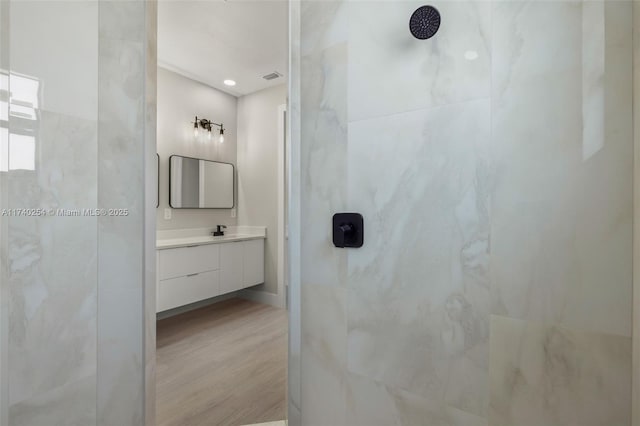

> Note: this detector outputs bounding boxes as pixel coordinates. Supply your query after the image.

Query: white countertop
[157,234,265,250]
[156,226,267,250]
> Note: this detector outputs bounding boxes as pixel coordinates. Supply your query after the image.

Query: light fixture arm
[193,116,224,133]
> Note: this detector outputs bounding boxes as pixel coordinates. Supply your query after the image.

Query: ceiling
[158,0,288,97]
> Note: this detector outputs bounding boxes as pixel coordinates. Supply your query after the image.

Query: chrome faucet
[212,225,227,237]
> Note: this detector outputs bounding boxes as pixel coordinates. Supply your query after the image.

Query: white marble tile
[8,375,96,426]
[295,1,635,425]
[492,0,581,99]
[145,2,158,424]
[7,111,97,407]
[99,0,145,43]
[97,36,144,295]
[490,0,633,337]
[347,99,492,417]
[10,1,98,120]
[301,0,347,57]
[288,2,303,420]
[489,315,631,426]
[348,0,491,122]
[97,9,147,425]
[346,373,487,426]
[301,43,347,288]
[301,284,347,425]
[97,289,144,426]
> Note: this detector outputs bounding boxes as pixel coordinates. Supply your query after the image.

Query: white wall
[157,67,238,230]
[237,84,287,296]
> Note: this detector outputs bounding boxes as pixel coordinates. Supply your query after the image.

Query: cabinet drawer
[158,244,220,280]
[157,270,220,312]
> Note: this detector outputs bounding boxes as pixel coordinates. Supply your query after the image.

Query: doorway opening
[154,2,289,425]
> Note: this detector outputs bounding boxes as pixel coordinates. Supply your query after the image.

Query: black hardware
[333,213,363,248]
[194,116,224,135]
[212,225,227,237]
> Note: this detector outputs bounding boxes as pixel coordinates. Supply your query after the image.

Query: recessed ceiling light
[223,79,236,87]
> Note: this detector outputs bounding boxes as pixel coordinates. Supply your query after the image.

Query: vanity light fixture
[192,116,225,144]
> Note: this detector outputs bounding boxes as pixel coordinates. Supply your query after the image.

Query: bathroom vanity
[156,227,265,312]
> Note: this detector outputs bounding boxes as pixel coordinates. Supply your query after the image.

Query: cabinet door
[243,239,265,287]
[219,241,244,294]
[157,270,220,312]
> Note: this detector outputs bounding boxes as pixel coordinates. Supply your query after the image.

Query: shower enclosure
[289,0,637,424]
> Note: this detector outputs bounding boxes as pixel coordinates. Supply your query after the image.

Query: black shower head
[409,5,441,40]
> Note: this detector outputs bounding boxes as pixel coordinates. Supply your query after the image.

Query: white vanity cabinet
[219,242,244,294]
[156,237,265,313]
[243,239,265,287]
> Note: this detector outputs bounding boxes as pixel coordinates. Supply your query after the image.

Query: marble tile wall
[6,2,99,424]
[294,0,634,425]
[288,0,302,423]
[145,2,158,425]
[0,2,8,423]
[97,1,155,425]
[0,1,154,424]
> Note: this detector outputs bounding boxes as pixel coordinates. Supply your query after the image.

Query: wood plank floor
[156,298,287,426]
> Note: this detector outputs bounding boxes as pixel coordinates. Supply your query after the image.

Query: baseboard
[238,288,283,308]
[156,292,240,320]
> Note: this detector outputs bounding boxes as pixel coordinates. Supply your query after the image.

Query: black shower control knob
[333,213,364,248]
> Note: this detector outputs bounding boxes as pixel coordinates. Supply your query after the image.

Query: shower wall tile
[490,0,633,337]
[300,0,347,57]
[301,43,347,288]
[99,0,146,42]
[348,0,491,122]
[296,1,634,425]
[8,112,97,407]
[8,374,96,426]
[288,0,302,421]
[9,1,98,121]
[97,289,144,426]
[346,373,487,426]
[488,315,631,426]
[347,99,492,418]
[492,1,581,99]
[144,1,158,424]
[1,0,151,423]
[300,284,347,426]
[97,1,146,423]
[0,1,8,421]
[8,0,99,416]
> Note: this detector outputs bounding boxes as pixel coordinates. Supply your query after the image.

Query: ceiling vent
[262,71,282,81]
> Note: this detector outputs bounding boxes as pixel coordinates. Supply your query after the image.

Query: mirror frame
[168,154,235,209]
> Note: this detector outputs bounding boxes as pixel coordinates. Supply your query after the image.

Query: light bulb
[207,130,212,141]
[219,134,224,144]
[194,127,199,138]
